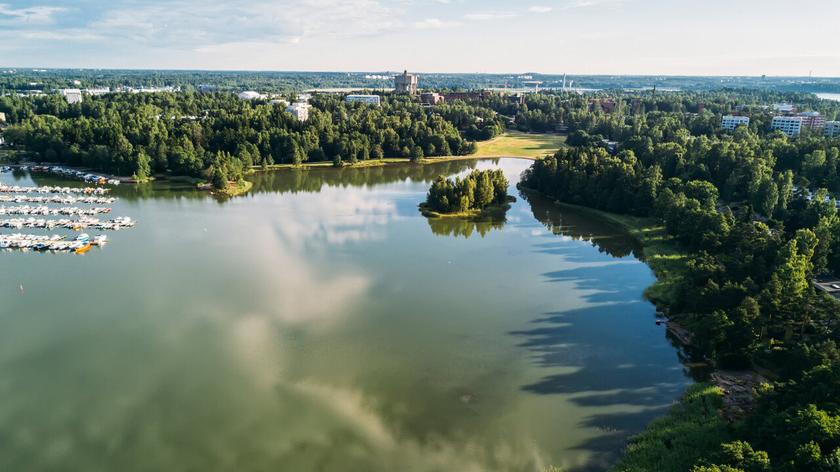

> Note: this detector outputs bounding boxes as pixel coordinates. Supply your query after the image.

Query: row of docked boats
[0,205,112,216]
[0,233,107,253]
[0,216,134,231]
[23,165,121,185]
[0,184,110,195]
[0,176,133,254]
[0,195,116,204]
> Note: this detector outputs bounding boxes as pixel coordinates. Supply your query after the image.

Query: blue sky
[1,0,839,76]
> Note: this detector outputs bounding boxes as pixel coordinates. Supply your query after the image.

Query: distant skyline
[1,0,839,77]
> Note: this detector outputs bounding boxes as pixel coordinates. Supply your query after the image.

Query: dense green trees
[1,93,498,181]
[424,169,508,214]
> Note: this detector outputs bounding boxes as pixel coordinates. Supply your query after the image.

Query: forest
[423,169,509,214]
[519,92,840,471]
[0,92,503,186]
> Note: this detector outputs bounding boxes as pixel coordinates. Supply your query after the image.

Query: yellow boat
[75,243,93,254]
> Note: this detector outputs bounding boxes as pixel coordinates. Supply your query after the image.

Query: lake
[0,159,691,471]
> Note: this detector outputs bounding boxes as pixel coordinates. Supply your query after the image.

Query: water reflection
[249,160,483,195]
[520,189,642,259]
[426,216,506,238]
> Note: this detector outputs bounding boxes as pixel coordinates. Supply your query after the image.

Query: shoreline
[251,155,540,172]
[518,189,770,471]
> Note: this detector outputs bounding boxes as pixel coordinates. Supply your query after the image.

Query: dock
[0,174,134,254]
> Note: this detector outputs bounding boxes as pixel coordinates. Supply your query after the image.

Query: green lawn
[473,131,565,159]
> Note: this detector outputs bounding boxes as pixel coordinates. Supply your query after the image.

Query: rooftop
[814,277,840,299]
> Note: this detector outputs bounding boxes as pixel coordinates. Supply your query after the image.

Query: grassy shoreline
[541,199,688,307]
[217,180,253,197]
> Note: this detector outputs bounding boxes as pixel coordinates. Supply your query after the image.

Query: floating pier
[0,205,112,216]
[0,184,110,195]
[0,216,134,231]
[0,195,116,204]
[0,233,108,253]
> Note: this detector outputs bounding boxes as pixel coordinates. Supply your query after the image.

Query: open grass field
[473,131,566,159]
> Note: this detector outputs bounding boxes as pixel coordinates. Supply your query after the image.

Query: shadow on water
[513,304,688,471]
[513,191,690,471]
[519,189,643,260]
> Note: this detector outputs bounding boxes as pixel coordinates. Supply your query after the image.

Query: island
[419,169,515,219]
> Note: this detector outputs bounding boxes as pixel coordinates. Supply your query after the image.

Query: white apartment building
[60,88,83,104]
[825,121,840,138]
[721,115,750,130]
[285,102,310,122]
[345,94,381,106]
[771,116,803,137]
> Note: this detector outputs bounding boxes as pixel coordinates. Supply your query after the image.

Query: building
[814,277,840,300]
[60,88,83,104]
[85,88,110,96]
[798,111,825,130]
[825,121,840,138]
[771,116,803,137]
[285,102,310,122]
[420,92,444,105]
[394,70,418,95]
[721,115,750,130]
[237,91,265,100]
[589,99,617,114]
[773,103,796,113]
[345,94,381,106]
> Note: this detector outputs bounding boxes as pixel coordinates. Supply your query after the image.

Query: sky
[1,0,839,76]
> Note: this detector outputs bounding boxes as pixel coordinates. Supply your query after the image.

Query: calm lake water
[0,159,690,472]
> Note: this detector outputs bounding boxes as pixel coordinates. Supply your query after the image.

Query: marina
[0,172,134,254]
[4,165,122,186]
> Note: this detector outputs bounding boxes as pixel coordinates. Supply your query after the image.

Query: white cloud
[414,18,461,29]
[0,4,65,24]
[87,0,405,48]
[528,6,553,13]
[464,11,518,21]
[559,0,628,9]
[19,29,103,41]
